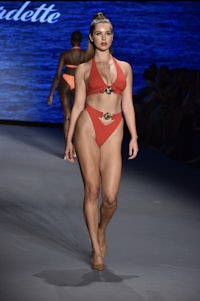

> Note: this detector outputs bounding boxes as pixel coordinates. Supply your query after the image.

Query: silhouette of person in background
[135,64,200,166]
[47,31,86,157]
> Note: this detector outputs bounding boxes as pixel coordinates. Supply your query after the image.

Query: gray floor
[0,123,200,301]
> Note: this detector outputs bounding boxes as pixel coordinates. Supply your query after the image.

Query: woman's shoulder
[76,60,92,80]
[114,57,132,74]
[114,57,131,67]
[77,60,92,71]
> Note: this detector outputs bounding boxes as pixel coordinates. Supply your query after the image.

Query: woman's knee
[85,184,100,202]
[103,193,118,209]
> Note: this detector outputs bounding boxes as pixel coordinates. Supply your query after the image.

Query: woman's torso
[85,57,127,114]
[63,48,86,76]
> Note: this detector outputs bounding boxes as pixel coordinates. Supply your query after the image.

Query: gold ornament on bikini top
[104,86,113,94]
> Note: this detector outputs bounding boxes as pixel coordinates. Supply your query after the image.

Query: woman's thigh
[74,112,101,189]
[58,78,70,97]
[74,113,123,196]
[100,121,124,198]
[58,80,71,114]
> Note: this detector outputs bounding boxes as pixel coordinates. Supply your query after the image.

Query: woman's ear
[89,34,93,43]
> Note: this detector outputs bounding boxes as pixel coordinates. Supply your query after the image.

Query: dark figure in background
[47,31,86,157]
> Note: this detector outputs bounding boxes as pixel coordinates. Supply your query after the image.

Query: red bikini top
[86,58,126,96]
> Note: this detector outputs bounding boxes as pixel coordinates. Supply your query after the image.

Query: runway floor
[0,123,200,301]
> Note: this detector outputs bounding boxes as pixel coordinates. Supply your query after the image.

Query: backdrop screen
[0,1,199,123]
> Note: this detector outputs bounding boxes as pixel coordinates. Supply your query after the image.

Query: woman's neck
[94,50,112,63]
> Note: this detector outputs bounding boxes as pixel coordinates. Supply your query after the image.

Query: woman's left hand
[64,141,75,163]
[128,138,139,160]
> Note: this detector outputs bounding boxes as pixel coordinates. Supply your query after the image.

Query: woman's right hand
[64,141,75,163]
[47,95,53,106]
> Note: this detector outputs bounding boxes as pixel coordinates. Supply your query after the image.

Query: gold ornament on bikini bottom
[104,86,113,94]
[103,112,112,120]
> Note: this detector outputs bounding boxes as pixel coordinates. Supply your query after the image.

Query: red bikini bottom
[85,104,122,147]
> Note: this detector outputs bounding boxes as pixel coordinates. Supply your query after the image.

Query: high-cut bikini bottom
[85,104,123,147]
[62,74,75,90]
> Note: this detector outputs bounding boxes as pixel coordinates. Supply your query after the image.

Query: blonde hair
[85,12,113,61]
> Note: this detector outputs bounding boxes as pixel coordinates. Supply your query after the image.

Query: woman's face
[90,22,113,50]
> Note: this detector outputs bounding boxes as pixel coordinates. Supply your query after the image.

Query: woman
[47,31,86,156]
[65,12,139,271]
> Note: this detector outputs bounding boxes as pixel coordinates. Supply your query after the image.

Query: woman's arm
[47,53,65,105]
[65,63,86,162]
[121,62,139,159]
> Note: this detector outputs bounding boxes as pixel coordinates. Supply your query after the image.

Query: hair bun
[93,12,106,20]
